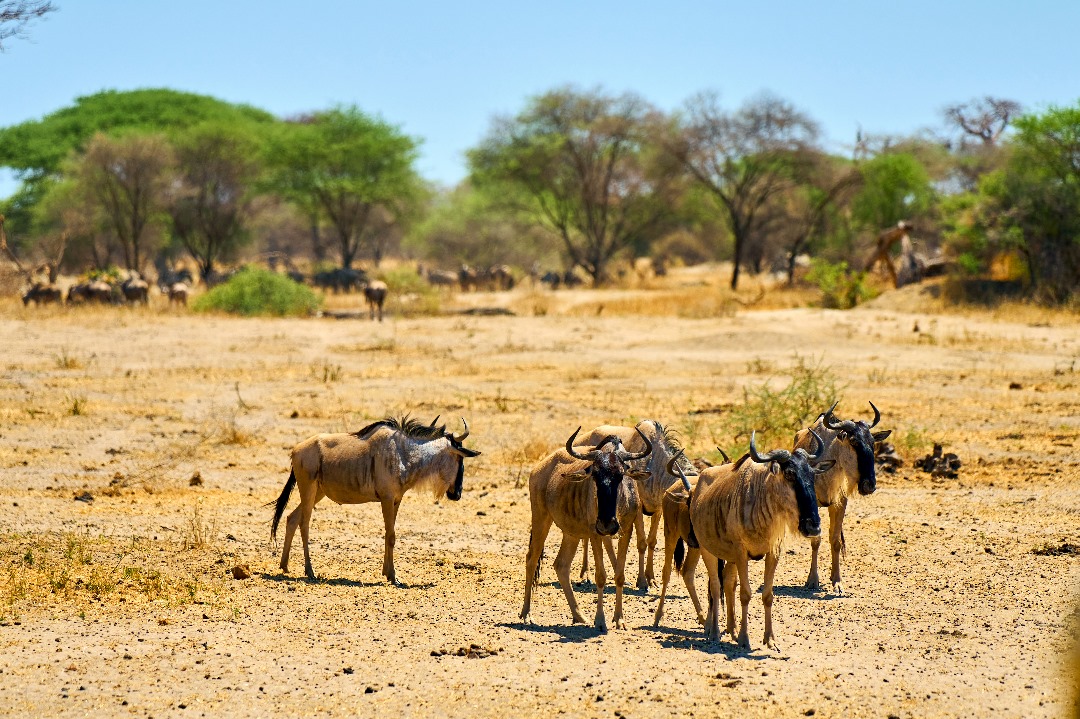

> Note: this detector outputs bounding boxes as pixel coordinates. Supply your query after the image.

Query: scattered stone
[435,643,500,658]
[189,471,203,487]
[342,667,354,675]
[231,564,252,580]
[914,444,961,479]
[290,410,299,419]
[722,680,741,688]
[1032,540,1080,556]
[365,686,376,694]
[73,491,94,503]
[157,617,169,626]
[1008,381,1022,390]
[225,534,237,541]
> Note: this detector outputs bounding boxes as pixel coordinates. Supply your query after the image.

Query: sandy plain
[1,280,1078,718]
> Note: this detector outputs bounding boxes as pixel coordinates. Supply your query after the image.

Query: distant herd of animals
[269,402,890,650]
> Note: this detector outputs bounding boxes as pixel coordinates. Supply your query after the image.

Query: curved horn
[868,401,881,428]
[823,403,857,434]
[715,447,730,464]
[749,431,790,464]
[429,415,441,428]
[666,451,693,494]
[619,426,653,461]
[565,427,599,461]
[807,427,825,460]
[449,417,470,443]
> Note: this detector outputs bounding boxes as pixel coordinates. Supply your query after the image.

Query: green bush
[807,259,876,309]
[193,267,321,317]
[378,266,442,317]
[725,355,843,457]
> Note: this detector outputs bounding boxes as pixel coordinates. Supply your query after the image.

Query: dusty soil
[1,289,1079,718]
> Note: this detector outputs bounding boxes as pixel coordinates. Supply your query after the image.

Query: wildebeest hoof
[696,614,706,625]
[737,634,751,650]
[594,618,608,633]
[766,637,781,651]
[636,575,650,591]
[831,582,844,595]
[805,577,822,591]
[613,618,626,630]
[572,613,587,625]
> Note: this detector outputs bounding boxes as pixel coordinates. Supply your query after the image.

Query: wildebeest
[269,415,481,584]
[520,427,652,631]
[423,268,459,289]
[362,280,388,322]
[692,430,833,649]
[121,275,150,305]
[795,401,890,594]
[166,282,189,307]
[580,420,693,590]
[66,280,113,305]
[313,268,367,293]
[489,264,515,291]
[651,449,730,628]
[22,282,62,306]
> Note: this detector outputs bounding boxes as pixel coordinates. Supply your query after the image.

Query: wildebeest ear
[628,471,651,482]
[565,471,589,482]
[872,429,892,443]
[451,446,482,458]
[812,460,836,474]
[770,461,780,475]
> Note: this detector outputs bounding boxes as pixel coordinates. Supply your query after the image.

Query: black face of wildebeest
[447,457,465,501]
[444,419,480,502]
[784,453,824,538]
[824,401,892,496]
[590,452,628,536]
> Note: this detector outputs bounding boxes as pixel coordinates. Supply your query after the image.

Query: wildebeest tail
[269,469,297,543]
[674,538,685,571]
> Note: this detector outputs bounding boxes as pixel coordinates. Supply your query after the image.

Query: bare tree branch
[0,1,56,51]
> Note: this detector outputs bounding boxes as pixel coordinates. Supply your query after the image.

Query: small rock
[342,667,354,675]
[364,686,376,694]
[290,410,300,419]
[74,491,94,503]
[1008,381,1022,390]
[157,618,169,626]
[189,472,203,487]
[231,564,251,580]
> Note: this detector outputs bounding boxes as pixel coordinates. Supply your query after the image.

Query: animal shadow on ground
[771,583,839,600]
[497,620,605,644]
[558,579,649,597]
[258,572,434,590]
[637,624,771,660]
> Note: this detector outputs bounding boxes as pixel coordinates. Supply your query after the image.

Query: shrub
[725,354,843,456]
[806,259,876,309]
[193,267,321,317]
[378,266,442,317]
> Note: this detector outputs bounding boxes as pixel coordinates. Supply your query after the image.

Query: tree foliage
[0,0,55,51]
[264,107,421,269]
[469,87,676,285]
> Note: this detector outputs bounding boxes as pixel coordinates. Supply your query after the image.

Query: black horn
[619,426,653,461]
[807,427,825,460]
[715,447,730,464]
[749,431,790,464]
[429,415,441,427]
[823,402,857,434]
[451,417,470,443]
[667,451,693,494]
[868,401,881,428]
[565,427,600,461]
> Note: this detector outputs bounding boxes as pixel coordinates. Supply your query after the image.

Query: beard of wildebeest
[591,453,627,536]
[447,458,464,501]
[851,427,879,496]
[787,459,822,538]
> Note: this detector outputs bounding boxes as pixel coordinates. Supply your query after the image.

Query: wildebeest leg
[723,561,738,640]
[520,514,553,623]
[762,551,781,650]
[633,508,649,590]
[611,525,633,630]
[281,503,302,573]
[644,510,661,587]
[828,497,848,594]
[735,557,752,649]
[589,537,607,631]
[298,483,324,581]
[805,534,823,590]
[380,498,402,585]
[652,526,679,627]
[702,551,722,641]
[681,547,706,624]
[577,540,589,581]
[553,535,586,625]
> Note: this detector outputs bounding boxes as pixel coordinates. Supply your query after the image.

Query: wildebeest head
[750,430,835,538]
[564,426,652,536]
[443,417,480,501]
[822,401,891,496]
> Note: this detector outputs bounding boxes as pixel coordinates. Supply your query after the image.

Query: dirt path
[1,303,1078,718]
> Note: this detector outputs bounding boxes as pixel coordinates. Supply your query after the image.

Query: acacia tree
[667,92,820,289]
[167,122,262,281]
[69,132,174,272]
[944,96,1022,191]
[0,0,55,51]
[468,87,676,286]
[265,107,421,270]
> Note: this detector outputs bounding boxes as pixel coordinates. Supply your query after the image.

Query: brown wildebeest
[166,282,189,306]
[121,275,150,305]
[363,280,388,321]
[520,427,652,632]
[795,401,891,594]
[269,416,480,584]
[691,430,833,650]
[22,283,62,306]
[580,420,693,590]
[67,280,113,305]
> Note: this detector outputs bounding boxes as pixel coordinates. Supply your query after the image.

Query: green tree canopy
[469,87,677,286]
[850,152,934,232]
[264,106,422,269]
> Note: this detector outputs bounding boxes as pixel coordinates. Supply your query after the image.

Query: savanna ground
[1,268,1079,718]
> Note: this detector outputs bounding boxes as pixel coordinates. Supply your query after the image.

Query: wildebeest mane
[653,421,683,452]
[353,414,446,441]
[732,452,753,470]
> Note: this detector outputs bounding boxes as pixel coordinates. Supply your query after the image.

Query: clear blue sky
[2,0,1078,196]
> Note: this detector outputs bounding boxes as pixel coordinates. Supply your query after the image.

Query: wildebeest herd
[269,401,889,651]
